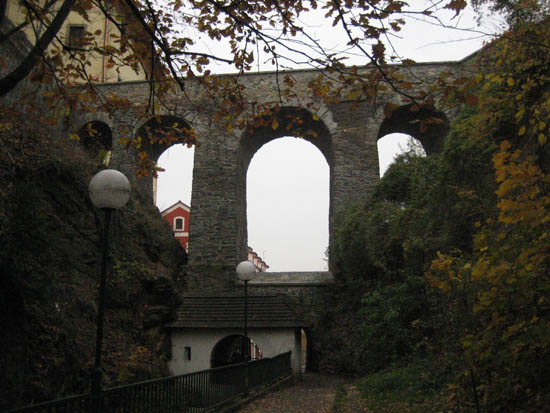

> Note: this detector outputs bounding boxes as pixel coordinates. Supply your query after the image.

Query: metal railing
[3,351,292,413]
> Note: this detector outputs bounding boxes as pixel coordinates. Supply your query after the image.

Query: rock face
[143,277,182,329]
[0,128,185,410]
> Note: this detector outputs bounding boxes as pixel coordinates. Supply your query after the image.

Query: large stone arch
[377,104,450,155]
[134,114,194,197]
[239,106,333,170]
[78,120,113,156]
[237,106,333,271]
[135,115,193,160]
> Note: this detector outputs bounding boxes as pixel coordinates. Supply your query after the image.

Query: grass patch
[335,357,461,412]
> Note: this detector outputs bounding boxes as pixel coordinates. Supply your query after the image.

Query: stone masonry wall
[69,59,471,295]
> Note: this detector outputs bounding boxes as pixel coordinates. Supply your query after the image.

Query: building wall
[161,204,190,251]
[247,248,268,272]
[5,0,146,83]
[168,327,302,375]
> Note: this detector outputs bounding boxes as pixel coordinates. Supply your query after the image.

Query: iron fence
[3,351,292,413]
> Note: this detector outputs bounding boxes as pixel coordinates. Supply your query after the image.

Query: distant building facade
[247,247,269,272]
[4,0,153,83]
[160,201,190,252]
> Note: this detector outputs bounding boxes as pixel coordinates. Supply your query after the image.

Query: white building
[168,296,305,375]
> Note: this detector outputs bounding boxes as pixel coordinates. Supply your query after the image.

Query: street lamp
[88,169,130,408]
[236,260,257,395]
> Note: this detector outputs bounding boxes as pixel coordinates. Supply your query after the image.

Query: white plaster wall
[168,328,302,376]
[168,328,235,375]
[249,329,302,374]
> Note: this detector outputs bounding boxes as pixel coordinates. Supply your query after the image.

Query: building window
[174,217,184,231]
[184,347,191,361]
[68,25,85,48]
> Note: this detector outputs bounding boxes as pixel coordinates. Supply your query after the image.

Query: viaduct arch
[72,60,464,290]
[72,60,469,367]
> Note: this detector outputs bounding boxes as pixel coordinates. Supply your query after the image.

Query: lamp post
[88,169,130,409]
[236,260,257,395]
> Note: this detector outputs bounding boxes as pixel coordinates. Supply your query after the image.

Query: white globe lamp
[88,168,130,403]
[236,260,257,281]
[88,169,131,210]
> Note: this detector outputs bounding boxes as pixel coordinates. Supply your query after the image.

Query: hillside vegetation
[0,118,186,410]
[323,13,550,413]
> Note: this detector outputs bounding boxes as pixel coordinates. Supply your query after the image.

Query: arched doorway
[211,335,262,368]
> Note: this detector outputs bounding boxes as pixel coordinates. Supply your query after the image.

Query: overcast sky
[155,3,502,272]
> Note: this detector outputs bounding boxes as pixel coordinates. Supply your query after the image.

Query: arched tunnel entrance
[211,335,262,368]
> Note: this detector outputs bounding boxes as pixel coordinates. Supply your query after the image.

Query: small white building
[167,296,305,375]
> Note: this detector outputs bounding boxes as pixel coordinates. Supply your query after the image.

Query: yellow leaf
[518,125,526,136]
[516,107,525,120]
[272,119,279,130]
[507,77,515,87]
[538,133,547,145]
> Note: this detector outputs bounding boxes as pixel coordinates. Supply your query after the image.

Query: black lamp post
[88,169,130,410]
[236,260,257,395]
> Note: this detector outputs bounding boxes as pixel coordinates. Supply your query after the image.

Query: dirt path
[236,373,350,413]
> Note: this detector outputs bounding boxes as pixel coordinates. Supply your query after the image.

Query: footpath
[236,373,353,413]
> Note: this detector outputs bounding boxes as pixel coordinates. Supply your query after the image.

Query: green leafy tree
[428,14,550,411]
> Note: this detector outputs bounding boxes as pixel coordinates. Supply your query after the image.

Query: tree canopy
[323,4,550,409]
[1,1,473,91]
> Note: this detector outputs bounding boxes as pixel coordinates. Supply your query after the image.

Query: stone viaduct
[72,57,473,368]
